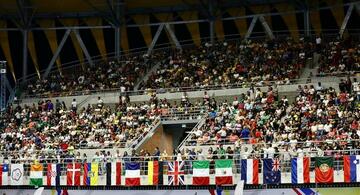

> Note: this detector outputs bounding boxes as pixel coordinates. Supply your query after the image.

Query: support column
[165,24,181,50]
[304,9,310,37]
[115,27,121,59]
[259,15,274,39]
[245,16,258,39]
[22,29,28,82]
[339,4,354,38]
[209,0,215,44]
[0,62,6,110]
[73,29,94,67]
[43,29,71,79]
[147,24,165,55]
[114,0,122,59]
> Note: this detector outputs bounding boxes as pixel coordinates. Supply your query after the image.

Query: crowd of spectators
[25,52,165,97]
[23,37,314,98]
[0,94,205,162]
[317,37,360,75]
[139,38,308,90]
[184,79,360,160]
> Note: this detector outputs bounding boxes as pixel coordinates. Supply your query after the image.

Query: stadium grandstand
[0,0,360,195]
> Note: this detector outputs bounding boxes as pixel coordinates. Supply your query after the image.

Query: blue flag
[263,158,281,184]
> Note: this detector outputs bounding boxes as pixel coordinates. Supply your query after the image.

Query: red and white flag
[67,162,81,186]
[47,164,60,186]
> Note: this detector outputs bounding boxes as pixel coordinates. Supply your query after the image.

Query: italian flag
[315,157,334,183]
[192,161,210,185]
[215,160,233,185]
[30,164,43,186]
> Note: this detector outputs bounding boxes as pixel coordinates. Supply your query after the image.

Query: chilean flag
[291,157,310,184]
[0,164,9,185]
[344,155,360,182]
[47,164,60,186]
[240,159,259,184]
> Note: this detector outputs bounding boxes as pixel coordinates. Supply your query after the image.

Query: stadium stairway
[134,61,163,90]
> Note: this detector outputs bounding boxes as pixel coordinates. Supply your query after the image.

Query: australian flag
[263,158,281,184]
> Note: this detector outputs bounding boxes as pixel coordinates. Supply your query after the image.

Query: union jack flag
[272,158,280,171]
[167,161,185,185]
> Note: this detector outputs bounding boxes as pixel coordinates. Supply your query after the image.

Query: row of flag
[242,156,360,184]
[0,156,359,186]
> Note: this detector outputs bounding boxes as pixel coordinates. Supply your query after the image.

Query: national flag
[240,159,259,184]
[291,157,310,184]
[167,161,185,185]
[106,162,121,185]
[215,159,233,185]
[315,157,334,183]
[263,158,281,184]
[66,162,81,186]
[344,155,360,182]
[192,160,210,185]
[83,163,99,186]
[292,188,317,195]
[209,187,231,195]
[47,164,60,186]
[0,164,9,185]
[148,161,160,185]
[125,162,140,186]
[30,164,43,186]
[10,164,24,185]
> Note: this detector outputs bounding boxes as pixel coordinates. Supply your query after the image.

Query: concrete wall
[19,76,358,108]
[137,125,173,155]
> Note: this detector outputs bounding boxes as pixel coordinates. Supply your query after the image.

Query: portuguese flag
[315,157,334,183]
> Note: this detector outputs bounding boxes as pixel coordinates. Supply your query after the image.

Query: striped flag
[106,162,122,185]
[125,162,140,186]
[47,164,60,186]
[83,163,99,186]
[291,157,310,184]
[0,164,9,185]
[192,160,210,185]
[240,159,259,184]
[148,161,159,185]
[215,160,233,185]
[30,164,43,186]
[344,155,360,182]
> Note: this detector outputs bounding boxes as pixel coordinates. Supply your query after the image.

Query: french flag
[240,159,259,184]
[125,162,140,186]
[344,155,360,182]
[291,157,310,184]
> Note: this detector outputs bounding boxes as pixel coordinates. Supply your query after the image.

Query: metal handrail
[20,72,360,100]
[181,137,360,147]
[178,118,207,150]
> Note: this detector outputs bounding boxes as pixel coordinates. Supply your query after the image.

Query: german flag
[148,161,163,185]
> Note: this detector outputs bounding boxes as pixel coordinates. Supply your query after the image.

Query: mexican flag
[30,164,43,186]
[215,160,233,185]
[192,161,210,185]
[315,157,334,183]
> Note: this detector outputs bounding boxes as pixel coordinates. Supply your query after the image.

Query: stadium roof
[0,0,309,20]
